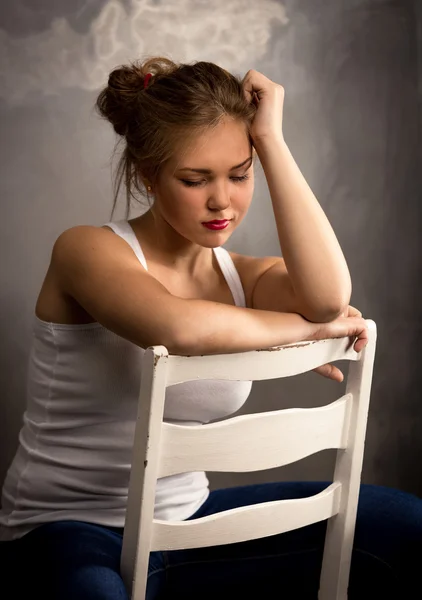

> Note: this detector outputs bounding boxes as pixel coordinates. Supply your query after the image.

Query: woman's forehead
[168,125,252,173]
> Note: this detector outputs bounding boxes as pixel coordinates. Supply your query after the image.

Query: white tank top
[0,220,252,541]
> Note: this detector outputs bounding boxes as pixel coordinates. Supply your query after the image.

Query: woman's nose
[207,184,231,210]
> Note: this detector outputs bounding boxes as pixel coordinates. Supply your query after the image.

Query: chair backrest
[121,320,377,600]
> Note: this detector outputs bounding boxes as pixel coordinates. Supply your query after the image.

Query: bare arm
[173,300,320,355]
[173,299,368,356]
[52,226,320,356]
[242,69,351,318]
[53,226,366,357]
[255,136,352,317]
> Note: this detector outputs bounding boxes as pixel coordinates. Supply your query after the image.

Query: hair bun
[96,58,178,136]
[96,64,146,136]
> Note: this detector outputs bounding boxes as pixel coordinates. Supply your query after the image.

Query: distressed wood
[166,335,360,386]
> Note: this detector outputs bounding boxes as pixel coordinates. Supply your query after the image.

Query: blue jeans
[2,481,422,599]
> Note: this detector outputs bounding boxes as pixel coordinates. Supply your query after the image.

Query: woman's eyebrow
[176,156,253,174]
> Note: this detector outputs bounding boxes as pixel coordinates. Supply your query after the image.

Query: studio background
[1,0,421,496]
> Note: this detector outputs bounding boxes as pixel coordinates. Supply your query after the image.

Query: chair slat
[167,336,359,386]
[158,394,352,477]
[151,482,342,551]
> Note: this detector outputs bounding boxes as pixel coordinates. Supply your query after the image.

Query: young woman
[1,57,421,599]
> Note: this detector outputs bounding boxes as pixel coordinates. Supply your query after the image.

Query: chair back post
[318,319,377,599]
[120,346,169,600]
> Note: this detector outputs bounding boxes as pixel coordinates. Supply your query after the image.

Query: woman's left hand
[242,69,284,144]
[312,305,363,382]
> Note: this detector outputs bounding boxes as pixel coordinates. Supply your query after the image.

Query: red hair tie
[143,73,152,89]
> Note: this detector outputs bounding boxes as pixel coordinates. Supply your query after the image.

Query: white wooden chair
[121,319,377,599]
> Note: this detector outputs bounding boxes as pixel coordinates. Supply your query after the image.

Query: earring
[147,185,152,192]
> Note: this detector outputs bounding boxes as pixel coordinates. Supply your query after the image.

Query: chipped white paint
[0,0,289,104]
[121,320,377,600]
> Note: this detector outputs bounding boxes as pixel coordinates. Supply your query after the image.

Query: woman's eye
[181,180,204,187]
[181,174,250,188]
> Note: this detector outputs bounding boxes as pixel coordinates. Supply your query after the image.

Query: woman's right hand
[313,315,369,353]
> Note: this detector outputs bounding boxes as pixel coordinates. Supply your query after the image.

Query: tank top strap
[102,220,148,271]
[102,221,245,307]
[213,247,246,308]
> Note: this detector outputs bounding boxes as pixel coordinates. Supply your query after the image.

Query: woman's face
[151,118,255,248]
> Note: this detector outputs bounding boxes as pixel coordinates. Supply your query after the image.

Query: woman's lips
[202,220,230,230]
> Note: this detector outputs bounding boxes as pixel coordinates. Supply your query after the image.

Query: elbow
[300,300,350,324]
[301,284,352,324]
[306,307,345,324]
[160,324,194,356]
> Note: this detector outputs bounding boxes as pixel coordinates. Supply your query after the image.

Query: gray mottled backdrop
[1,0,421,496]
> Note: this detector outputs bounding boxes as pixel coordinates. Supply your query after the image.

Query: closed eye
[181,174,250,188]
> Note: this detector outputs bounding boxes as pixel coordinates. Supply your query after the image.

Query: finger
[348,305,362,318]
[353,335,369,353]
[351,323,369,351]
[241,70,257,101]
[313,364,344,382]
[314,365,343,382]
[241,69,274,101]
[341,305,362,318]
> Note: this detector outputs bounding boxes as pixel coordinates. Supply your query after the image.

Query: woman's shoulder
[34,224,150,327]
